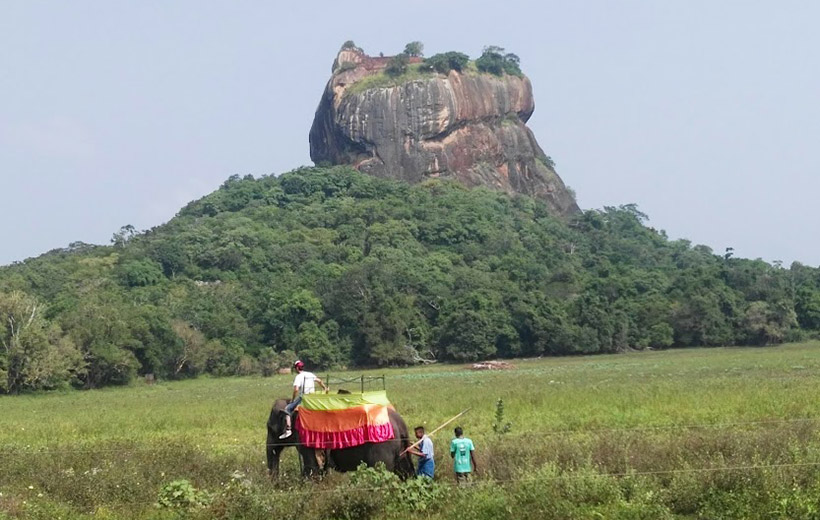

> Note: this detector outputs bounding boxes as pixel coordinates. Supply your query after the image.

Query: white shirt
[293,371,317,396]
[419,435,434,460]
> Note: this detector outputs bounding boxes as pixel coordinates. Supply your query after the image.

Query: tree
[476,46,523,77]
[795,287,820,330]
[151,240,187,277]
[0,291,84,393]
[403,41,424,57]
[670,292,737,347]
[111,224,137,248]
[436,289,518,361]
[257,347,295,377]
[117,258,164,287]
[340,40,361,52]
[170,320,209,377]
[423,52,470,74]
[385,53,410,77]
[295,322,338,368]
[60,298,140,388]
[742,301,797,345]
[475,46,505,75]
[264,289,325,348]
[502,52,522,76]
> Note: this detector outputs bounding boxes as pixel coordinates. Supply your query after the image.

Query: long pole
[400,407,471,455]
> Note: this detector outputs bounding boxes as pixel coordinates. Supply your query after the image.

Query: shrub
[257,347,296,376]
[476,46,523,77]
[396,474,444,512]
[475,46,505,75]
[156,479,212,510]
[324,463,443,519]
[502,52,522,76]
[492,398,512,435]
[423,51,470,74]
[235,354,259,376]
[538,155,556,169]
[326,464,397,519]
[340,40,361,52]
[385,53,410,77]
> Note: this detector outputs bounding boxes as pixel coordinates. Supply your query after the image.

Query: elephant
[266,398,415,478]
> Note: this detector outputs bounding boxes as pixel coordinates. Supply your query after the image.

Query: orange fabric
[297,404,391,433]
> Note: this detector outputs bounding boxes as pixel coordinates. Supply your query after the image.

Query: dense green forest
[2,166,819,393]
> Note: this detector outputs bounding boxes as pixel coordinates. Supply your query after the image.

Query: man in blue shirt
[408,426,435,478]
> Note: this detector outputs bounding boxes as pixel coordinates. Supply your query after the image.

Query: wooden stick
[401,408,471,455]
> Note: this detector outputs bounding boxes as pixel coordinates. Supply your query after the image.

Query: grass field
[2,342,820,519]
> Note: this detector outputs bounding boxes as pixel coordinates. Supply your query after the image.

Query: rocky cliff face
[309,49,580,215]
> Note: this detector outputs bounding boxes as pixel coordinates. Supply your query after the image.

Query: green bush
[476,46,523,77]
[385,53,410,77]
[324,463,443,519]
[156,479,212,510]
[423,51,470,74]
[340,40,361,52]
[396,474,444,512]
[117,259,164,287]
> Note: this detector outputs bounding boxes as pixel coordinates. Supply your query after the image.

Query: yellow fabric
[300,390,391,411]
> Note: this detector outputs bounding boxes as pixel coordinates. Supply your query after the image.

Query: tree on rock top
[403,41,424,57]
[422,51,470,74]
[386,53,410,77]
[476,45,523,77]
[340,40,362,52]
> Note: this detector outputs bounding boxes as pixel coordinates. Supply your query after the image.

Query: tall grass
[1,342,819,518]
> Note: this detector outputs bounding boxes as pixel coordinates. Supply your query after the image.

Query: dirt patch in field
[468,360,516,371]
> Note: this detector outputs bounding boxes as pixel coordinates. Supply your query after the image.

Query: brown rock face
[309,49,580,215]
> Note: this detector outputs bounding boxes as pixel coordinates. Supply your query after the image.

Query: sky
[1,0,818,267]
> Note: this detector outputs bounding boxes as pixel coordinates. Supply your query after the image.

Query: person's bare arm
[470,451,477,472]
[407,447,425,457]
[291,386,299,401]
[315,377,329,392]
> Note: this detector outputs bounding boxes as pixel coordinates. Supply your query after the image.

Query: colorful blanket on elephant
[295,391,395,449]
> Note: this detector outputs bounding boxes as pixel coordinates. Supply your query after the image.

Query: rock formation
[309,48,580,216]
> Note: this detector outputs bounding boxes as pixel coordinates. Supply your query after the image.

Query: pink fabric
[295,421,395,449]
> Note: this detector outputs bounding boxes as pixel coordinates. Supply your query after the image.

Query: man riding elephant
[279,360,327,439]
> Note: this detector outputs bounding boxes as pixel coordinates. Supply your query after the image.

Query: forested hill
[2,166,819,393]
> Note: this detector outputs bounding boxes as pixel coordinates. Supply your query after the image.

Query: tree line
[1,166,819,393]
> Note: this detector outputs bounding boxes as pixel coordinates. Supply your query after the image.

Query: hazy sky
[2,1,818,267]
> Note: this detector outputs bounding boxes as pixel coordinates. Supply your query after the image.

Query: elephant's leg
[266,434,276,476]
[267,436,283,478]
[299,447,321,477]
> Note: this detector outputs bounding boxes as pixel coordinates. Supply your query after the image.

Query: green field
[2,343,820,519]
